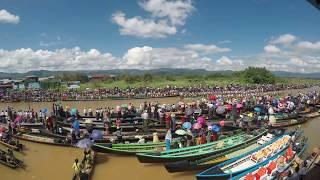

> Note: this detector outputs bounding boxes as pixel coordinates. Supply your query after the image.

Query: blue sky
[0,0,319,72]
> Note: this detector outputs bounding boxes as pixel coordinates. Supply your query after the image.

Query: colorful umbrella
[236,103,243,109]
[208,95,217,101]
[193,123,202,130]
[212,125,221,132]
[182,122,192,130]
[254,107,261,112]
[90,130,103,140]
[197,116,206,126]
[76,138,93,149]
[216,106,226,114]
[175,129,186,135]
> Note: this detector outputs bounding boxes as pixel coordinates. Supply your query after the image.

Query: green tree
[240,67,276,84]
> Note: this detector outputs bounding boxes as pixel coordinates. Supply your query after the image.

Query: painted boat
[72,150,96,180]
[231,137,308,180]
[136,129,267,163]
[13,133,72,147]
[196,134,292,179]
[0,148,24,169]
[165,129,288,173]
[92,142,167,155]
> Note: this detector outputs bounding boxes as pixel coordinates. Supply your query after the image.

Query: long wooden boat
[0,138,23,151]
[274,113,299,121]
[92,142,167,155]
[0,148,24,169]
[164,128,291,173]
[13,133,72,147]
[231,136,308,180]
[136,129,267,163]
[72,150,96,180]
[269,118,307,128]
[301,111,320,119]
[196,134,292,179]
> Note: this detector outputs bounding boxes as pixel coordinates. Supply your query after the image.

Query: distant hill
[0,69,319,79]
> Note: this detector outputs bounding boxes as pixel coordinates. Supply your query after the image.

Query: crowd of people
[0,83,315,102]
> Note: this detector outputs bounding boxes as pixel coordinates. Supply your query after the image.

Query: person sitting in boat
[6,148,15,163]
[72,158,81,180]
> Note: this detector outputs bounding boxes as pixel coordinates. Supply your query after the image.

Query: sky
[0,0,319,73]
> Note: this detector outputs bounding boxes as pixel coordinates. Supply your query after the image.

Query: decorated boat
[196,133,292,179]
[0,148,24,169]
[165,129,288,173]
[136,129,267,163]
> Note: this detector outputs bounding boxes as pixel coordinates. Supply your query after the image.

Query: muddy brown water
[0,90,319,180]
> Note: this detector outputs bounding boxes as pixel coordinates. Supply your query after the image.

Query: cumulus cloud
[270,34,296,45]
[184,44,231,54]
[111,11,176,38]
[0,9,20,24]
[264,44,281,53]
[296,41,320,51]
[112,0,194,38]
[0,47,118,72]
[138,0,194,26]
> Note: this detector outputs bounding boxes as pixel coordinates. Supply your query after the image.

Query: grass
[79,76,319,90]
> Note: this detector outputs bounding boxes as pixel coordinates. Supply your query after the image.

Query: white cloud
[264,44,281,53]
[112,0,194,38]
[270,34,296,45]
[0,9,20,24]
[111,11,176,38]
[184,44,231,54]
[296,41,320,51]
[0,47,117,72]
[138,0,194,26]
[216,56,243,67]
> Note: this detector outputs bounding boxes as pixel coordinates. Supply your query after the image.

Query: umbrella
[208,95,217,101]
[226,104,232,111]
[76,138,93,149]
[254,107,261,112]
[182,122,192,130]
[185,108,194,116]
[216,106,226,115]
[236,103,243,109]
[90,130,103,140]
[175,129,187,135]
[193,123,202,130]
[0,126,7,133]
[197,116,206,126]
[212,125,221,132]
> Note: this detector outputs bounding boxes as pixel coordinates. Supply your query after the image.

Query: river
[0,95,319,180]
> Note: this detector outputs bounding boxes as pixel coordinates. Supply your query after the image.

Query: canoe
[92,142,167,155]
[274,113,298,121]
[136,129,267,163]
[0,139,23,151]
[301,111,320,118]
[0,149,24,169]
[231,136,308,180]
[13,133,72,147]
[72,150,96,180]
[164,129,289,173]
[196,134,292,179]
[269,118,307,128]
